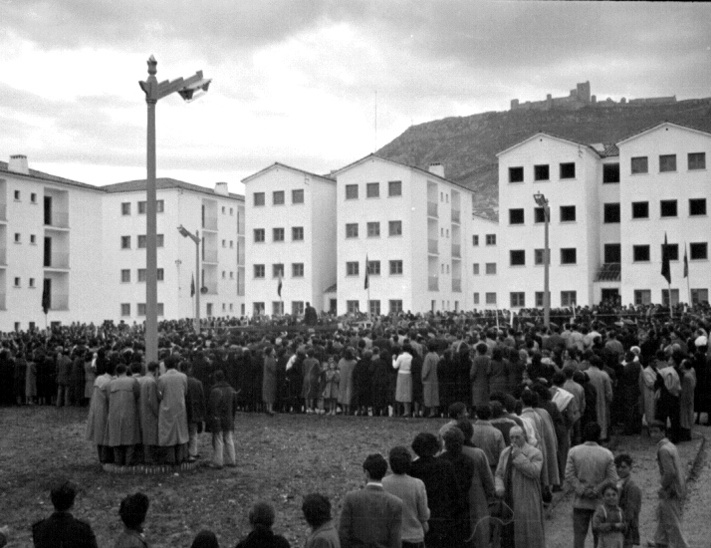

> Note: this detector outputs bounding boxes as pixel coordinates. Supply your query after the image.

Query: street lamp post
[178,225,201,332]
[533,192,550,328]
[139,56,210,362]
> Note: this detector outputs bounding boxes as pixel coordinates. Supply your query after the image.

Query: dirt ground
[0,407,708,548]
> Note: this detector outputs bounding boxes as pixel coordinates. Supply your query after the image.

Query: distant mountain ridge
[376,98,711,219]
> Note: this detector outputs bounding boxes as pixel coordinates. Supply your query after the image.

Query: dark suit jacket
[619,478,642,545]
[338,484,402,548]
[186,376,206,424]
[32,511,98,548]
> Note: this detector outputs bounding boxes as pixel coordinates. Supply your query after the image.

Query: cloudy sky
[1,1,710,193]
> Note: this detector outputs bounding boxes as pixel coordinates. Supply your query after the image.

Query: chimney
[8,155,29,175]
[214,182,229,196]
[428,162,445,178]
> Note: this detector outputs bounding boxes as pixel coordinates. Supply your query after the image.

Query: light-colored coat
[86,373,112,444]
[157,369,189,446]
[138,375,160,445]
[107,375,140,446]
[422,351,440,407]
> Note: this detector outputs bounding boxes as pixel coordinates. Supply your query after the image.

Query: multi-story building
[242,163,337,315]
[469,214,500,309]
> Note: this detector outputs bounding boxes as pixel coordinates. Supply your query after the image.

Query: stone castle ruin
[510,81,677,111]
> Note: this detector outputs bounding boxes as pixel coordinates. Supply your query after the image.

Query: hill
[376,98,711,218]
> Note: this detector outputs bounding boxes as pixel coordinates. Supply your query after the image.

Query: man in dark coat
[304,302,318,326]
[185,363,206,461]
[207,369,238,468]
[55,348,72,407]
[32,480,98,548]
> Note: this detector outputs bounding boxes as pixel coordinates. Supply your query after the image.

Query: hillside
[376,98,711,218]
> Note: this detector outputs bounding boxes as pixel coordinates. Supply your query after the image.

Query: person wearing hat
[32,480,98,548]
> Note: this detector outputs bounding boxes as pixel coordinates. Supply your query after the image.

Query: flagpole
[685,243,691,306]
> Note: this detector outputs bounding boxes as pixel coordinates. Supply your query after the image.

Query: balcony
[0,247,6,266]
[0,293,5,310]
[202,215,218,231]
[44,211,69,229]
[596,263,621,282]
[427,202,438,218]
[49,294,69,311]
[452,209,460,224]
[0,203,6,222]
[428,276,439,291]
[452,278,462,292]
[428,239,438,254]
[203,250,218,264]
[452,243,461,258]
[44,252,70,269]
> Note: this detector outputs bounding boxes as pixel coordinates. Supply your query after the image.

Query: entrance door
[601,288,620,304]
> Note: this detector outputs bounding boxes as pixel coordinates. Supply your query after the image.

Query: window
[560,162,576,179]
[230,241,234,248]
[272,301,284,315]
[367,222,380,237]
[508,167,524,183]
[273,264,284,278]
[690,242,708,260]
[486,234,496,246]
[688,152,706,170]
[473,263,480,275]
[633,245,650,262]
[473,293,480,305]
[272,191,285,205]
[560,248,577,265]
[121,236,130,249]
[534,249,547,265]
[485,292,497,305]
[534,207,546,223]
[254,229,265,242]
[369,300,381,316]
[662,289,680,306]
[222,239,226,248]
[222,271,226,279]
[273,228,285,242]
[485,262,497,275]
[510,292,525,307]
[604,203,620,223]
[13,277,20,287]
[632,202,649,219]
[534,164,550,181]
[30,234,36,245]
[367,260,381,275]
[662,243,679,261]
[253,302,265,315]
[388,181,402,197]
[13,190,20,201]
[345,184,358,200]
[137,268,164,282]
[389,300,403,314]
[254,192,265,206]
[292,189,304,204]
[29,278,35,288]
[345,223,359,238]
[535,292,544,308]
[659,154,677,173]
[222,206,226,214]
[121,202,131,215]
[389,260,403,275]
[472,235,479,246]
[292,263,304,277]
[346,261,359,276]
[14,233,20,243]
[631,156,648,174]
[561,291,577,306]
[388,221,402,236]
[634,290,652,306]
[690,199,707,216]
[138,235,164,248]
[560,205,576,222]
[510,250,525,266]
[509,208,524,225]
[121,269,131,283]
[347,300,360,314]
[603,163,620,183]
[292,226,304,241]
[254,264,265,278]
[691,289,709,304]
[292,301,304,315]
[366,182,380,198]
[660,200,677,217]
[30,193,37,203]
[138,200,164,213]
[121,303,131,317]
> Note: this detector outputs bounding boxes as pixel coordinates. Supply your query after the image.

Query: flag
[277,274,283,298]
[41,284,50,315]
[683,244,689,278]
[190,274,195,297]
[661,232,671,284]
[364,255,369,290]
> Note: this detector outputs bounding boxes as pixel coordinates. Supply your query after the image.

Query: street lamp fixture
[178,225,201,333]
[533,192,551,328]
[139,56,210,362]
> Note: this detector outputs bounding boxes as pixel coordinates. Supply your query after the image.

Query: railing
[428,239,438,254]
[0,247,6,265]
[203,250,218,263]
[202,215,218,231]
[50,294,69,311]
[595,263,621,282]
[0,203,6,222]
[205,282,218,295]
[44,252,70,269]
[0,293,5,310]
[428,276,439,291]
[427,202,438,218]
[452,278,462,292]
[452,209,460,224]
[44,211,69,229]
[452,243,461,258]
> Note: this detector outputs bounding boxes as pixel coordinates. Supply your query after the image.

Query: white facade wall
[468,215,500,309]
[243,165,336,316]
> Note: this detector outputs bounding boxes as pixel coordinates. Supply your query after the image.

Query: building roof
[102,177,244,200]
[241,162,336,185]
[616,121,711,146]
[0,161,100,192]
[495,132,603,158]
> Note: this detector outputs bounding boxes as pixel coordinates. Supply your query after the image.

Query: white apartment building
[469,214,500,309]
[242,163,337,316]
[333,155,474,314]
[0,155,245,331]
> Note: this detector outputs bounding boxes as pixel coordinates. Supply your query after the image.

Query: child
[322,356,340,415]
[592,482,626,548]
[614,453,641,548]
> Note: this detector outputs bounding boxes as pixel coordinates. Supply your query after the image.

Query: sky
[1,1,710,195]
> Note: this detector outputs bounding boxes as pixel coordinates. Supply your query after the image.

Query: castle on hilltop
[510,81,677,111]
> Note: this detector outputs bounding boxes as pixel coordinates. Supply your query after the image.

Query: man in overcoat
[185,363,206,461]
[137,361,160,464]
[157,355,189,464]
[107,364,140,466]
